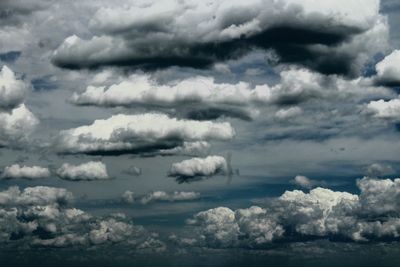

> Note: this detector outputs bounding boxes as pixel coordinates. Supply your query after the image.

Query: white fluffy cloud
[184,177,400,247]
[169,155,228,182]
[0,104,39,147]
[52,0,387,76]
[0,65,28,110]
[0,186,73,206]
[1,164,50,179]
[366,97,400,120]
[291,175,317,189]
[56,161,109,181]
[375,50,400,85]
[57,114,235,155]
[122,190,200,204]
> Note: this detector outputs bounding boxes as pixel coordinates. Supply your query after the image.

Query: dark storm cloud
[52,0,388,76]
[0,0,50,26]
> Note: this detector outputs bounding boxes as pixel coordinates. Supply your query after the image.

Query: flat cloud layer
[52,0,388,76]
[56,161,109,181]
[184,177,400,248]
[1,164,50,179]
[56,114,235,155]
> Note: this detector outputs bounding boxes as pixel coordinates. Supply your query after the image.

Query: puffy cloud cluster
[185,177,400,248]
[0,186,165,249]
[56,161,109,181]
[52,0,388,76]
[122,190,200,204]
[56,114,235,155]
[375,50,400,86]
[1,164,50,179]
[169,155,228,182]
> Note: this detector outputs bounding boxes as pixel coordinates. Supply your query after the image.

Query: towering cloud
[56,114,235,155]
[52,0,388,76]
[0,65,28,109]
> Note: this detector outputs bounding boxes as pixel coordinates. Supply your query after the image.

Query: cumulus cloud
[169,155,228,183]
[122,165,142,176]
[183,176,400,248]
[56,161,109,181]
[56,114,235,155]
[366,97,400,120]
[0,65,28,110]
[122,190,200,204]
[290,175,322,189]
[1,164,50,179]
[71,74,266,120]
[0,104,39,147]
[275,106,303,120]
[375,50,400,86]
[52,0,388,76]
[0,186,165,249]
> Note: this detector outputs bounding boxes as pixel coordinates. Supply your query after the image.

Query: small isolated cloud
[56,161,109,181]
[290,175,316,189]
[0,65,28,110]
[122,190,200,205]
[275,106,303,120]
[56,114,235,156]
[122,165,142,176]
[169,155,228,183]
[1,164,50,179]
[375,50,400,86]
[366,163,395,177]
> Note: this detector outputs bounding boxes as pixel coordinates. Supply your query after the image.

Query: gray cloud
[56,161,110,181]
[52,0,388,76]
[374,49,400,86]
[0,185,165,249]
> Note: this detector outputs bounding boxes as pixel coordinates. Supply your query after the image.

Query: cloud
[275,106,303,120]
[366,163,395,177]
[183,176,400,247]
[290,175,322,189]
[1,164,50,179]
[168,155,228,183]
[122,190,200,204]
[56,161,109,181]
[122,165,142,176]
[52,0,387,76]
[56,114,235,155]
[366,97,400,120]
[0,104,39,148]
[0,65,28,110]
[0,186,165,249]
[71,74,266,120]
[375,50,400,86]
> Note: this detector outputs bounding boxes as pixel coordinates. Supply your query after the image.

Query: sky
[1,0,400,266]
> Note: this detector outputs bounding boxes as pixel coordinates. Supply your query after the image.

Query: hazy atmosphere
[1,1,400,266]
